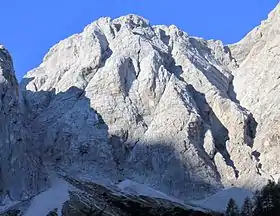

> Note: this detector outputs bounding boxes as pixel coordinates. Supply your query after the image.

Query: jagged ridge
[0,3,280,215]
[21,13,262,201]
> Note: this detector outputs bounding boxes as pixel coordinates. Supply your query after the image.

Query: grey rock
[1,175,217,216]
[20,13,263,202]
[60,175,215,216]
[1,2,280,213]
[0,46,48,202]
[230,3,280,182]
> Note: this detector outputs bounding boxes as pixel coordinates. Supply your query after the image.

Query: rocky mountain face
[0,3,280,215]
[230,3,280,182]
[0,46,48,202]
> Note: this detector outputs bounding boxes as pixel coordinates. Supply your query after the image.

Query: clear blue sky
[0,0,279,80]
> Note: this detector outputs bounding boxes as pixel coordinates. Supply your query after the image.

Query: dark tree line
[225,180,280,216]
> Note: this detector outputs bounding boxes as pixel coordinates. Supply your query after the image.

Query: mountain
[0,3,280,215]
[0,46,48,202]
[230,3,280,182]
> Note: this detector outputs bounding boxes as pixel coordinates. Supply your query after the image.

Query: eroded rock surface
[1,3,280,215]
[230,3,280,182]
[0,46,48,202]
[21,13,264,202]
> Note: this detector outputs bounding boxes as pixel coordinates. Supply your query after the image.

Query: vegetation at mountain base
[225,180,280,216]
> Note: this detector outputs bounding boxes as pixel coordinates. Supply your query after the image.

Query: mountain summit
[0,3,280,215]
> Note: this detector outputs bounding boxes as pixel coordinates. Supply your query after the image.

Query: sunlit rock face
[2,3,280,214]
[230,3,280,182]
[20,12,265,202]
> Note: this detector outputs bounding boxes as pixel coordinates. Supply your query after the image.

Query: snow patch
[193,187,253,212]
[24,177,70,216]
[0,201,20,214]
[118,179,174,200]
[117,179,206,211]
[118,179,188,205]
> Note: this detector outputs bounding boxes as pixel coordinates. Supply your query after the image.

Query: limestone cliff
[0,46,48,202]
[21,14,262,201]
[1,3,280,215]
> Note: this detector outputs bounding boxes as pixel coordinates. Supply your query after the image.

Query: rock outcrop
[21,13,263,202]
[230,3,280,182]
[0,175,220,216]
[0,46,48,202]
[0,2,280,215]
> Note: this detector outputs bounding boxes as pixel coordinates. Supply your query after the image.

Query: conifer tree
[241,197,253,216]
[253,180,280,216]
[226,198,240,216]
